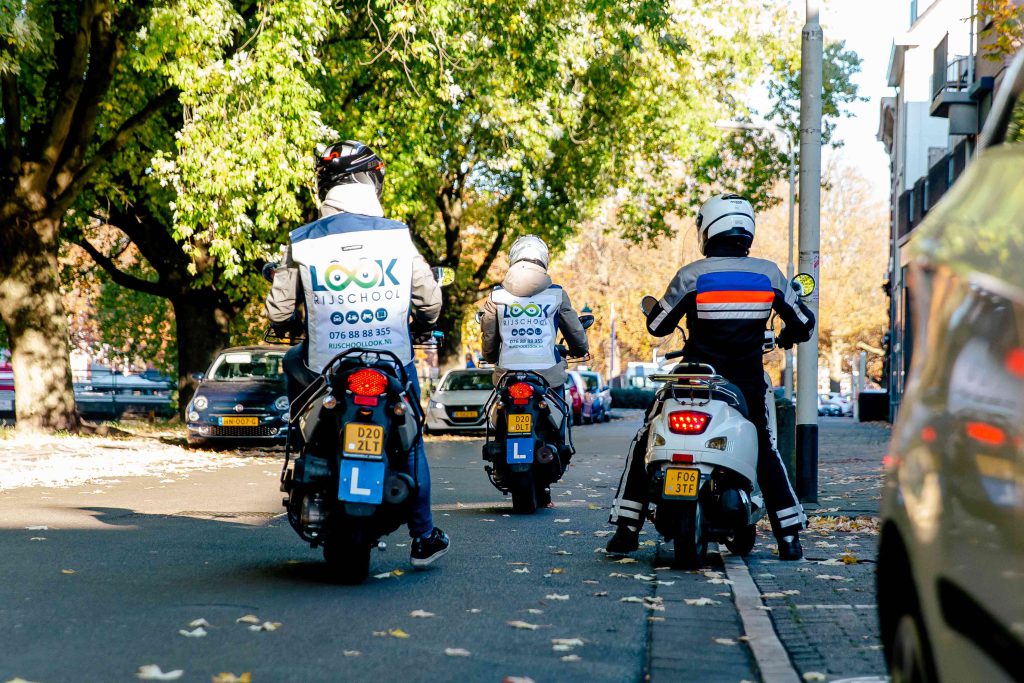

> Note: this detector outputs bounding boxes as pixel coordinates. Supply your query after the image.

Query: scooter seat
[712,383,748,419]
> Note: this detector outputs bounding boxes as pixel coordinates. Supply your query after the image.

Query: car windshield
[209,351,285,381]
[441,372,493,391]
[580,373,600,391]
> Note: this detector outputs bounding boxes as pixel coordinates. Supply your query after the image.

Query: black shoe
[778,534,803,561]
[606,525,640,554]
[411,527,450,568]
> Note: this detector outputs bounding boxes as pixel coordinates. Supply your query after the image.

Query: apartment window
[947,156,955,186]
[910,0,918,24]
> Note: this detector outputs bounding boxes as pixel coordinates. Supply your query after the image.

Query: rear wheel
[323,535,372,585]
[724,524,757,556]
[672,503,707,569]
[511,474,538,514]
[890,613,933,683]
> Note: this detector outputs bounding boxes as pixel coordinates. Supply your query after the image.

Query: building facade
[878,0,1020,420]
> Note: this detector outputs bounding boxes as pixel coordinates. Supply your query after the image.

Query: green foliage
[976,0,1024,61]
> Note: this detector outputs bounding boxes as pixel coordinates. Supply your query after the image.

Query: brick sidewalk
[747,417,890,681]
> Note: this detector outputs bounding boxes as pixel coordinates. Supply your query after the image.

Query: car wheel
[890,613,933,683]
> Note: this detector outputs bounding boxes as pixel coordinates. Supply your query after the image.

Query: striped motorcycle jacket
[645,253,815,377]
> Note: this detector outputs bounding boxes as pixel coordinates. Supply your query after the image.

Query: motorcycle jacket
[265,185,441,371]
[481,261,588,387]
[645,244,814,377]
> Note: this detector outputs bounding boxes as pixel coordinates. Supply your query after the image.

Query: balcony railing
[932,54,973,101]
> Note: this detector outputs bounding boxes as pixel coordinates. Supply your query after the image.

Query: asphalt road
[1,415,713,683]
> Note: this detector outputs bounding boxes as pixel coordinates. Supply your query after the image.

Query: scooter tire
[511,474,538,514]
[724,524,757,556]
[324,538,372,585]
[672,503,708,570]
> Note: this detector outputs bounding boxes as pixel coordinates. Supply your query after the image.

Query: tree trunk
[171,292,235,417]
[0,216,80,433]
[437,285,474,372]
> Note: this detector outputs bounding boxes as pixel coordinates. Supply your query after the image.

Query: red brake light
[1006,348,1024,377]
[671,453,694,463]
[668,411,710,435]
[348,369,388,396]
[966,421,1006,447]
[508,382,534,400]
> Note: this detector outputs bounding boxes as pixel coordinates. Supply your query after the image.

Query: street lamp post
[714,120,797,399]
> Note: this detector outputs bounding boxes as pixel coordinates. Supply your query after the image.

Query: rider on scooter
[607,194,815,560]
[264,140,450,568]
[479,235,590,505]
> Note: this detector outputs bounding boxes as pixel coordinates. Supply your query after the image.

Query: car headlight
[192,396,208,411]
[187,411,200,422]
[274,396,290,411]
[430,400,444,410]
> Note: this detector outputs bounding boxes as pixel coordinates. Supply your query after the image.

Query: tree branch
[51,88,178,215]
[473,198,517,283]
[406,216,439,264]
[71,233,171,298]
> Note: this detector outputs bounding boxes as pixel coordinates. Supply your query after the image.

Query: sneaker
[777,534,803,561]
[605,525,640,554]
[410,527,450,568]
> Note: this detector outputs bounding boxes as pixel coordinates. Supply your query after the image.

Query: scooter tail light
[508,382,534,400]
[667,410,710,435]
[671,453,694,463]
[348,368,388,396]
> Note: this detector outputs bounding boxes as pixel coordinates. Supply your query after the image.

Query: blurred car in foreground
[878,54,1024,683]
[186,347,289,447]
[579,370,612,423]
[564,370,585,425]
[426,368,493,434]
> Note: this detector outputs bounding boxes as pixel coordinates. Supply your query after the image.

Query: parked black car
[186,346,289,447]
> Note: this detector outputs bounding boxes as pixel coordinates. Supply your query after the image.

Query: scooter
[480,314,595,513]
[637,274,813,568]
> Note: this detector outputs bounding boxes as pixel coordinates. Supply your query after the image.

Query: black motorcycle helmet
[315,140,385,202]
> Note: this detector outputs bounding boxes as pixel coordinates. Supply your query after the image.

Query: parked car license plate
[0,399,12,411]
[508,414,532,433]
[220,416,258,427]
[663,468,699,499]
[344,423,385,456]
[454,410,478,418]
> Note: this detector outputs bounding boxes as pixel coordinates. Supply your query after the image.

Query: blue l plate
[339,458,386,504]
[506,438,535,464]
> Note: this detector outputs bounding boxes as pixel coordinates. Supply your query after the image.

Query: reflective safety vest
[290,213,417,371]
[491,285,562,371]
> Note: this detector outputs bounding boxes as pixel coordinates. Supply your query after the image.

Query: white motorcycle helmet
[696,193,756,255]
[508,235,550,269]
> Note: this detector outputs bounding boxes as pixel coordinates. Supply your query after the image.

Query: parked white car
[425,369,494,434]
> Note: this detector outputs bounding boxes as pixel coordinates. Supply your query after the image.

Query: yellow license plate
[454,410,479,418]
[220,416,258,427]
[344,423,385,456]
[508,414,532,433]
[663,468,700,498]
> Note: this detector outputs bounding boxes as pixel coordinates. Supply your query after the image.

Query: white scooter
[638,274,812,569]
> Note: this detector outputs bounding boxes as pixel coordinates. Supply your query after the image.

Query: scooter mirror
[474,310,484,325]
[261,262,278,283]
[791,273,815,297]
[640,295,658,316]
[433,267,456,287]
[579,314,595,330]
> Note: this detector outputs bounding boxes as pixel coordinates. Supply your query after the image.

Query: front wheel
[890,613,934,683]
[511,474,538,514]
[724,524,756,556]
[324,536,372,585]
[672,503,707,569]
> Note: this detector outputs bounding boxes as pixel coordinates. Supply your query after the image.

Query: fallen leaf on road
[29,537,46,541]
[738,635,753,642]
[783,589,800,595]
[653,580,675,586]
[507,620,540,630]
[758,606,774,611]
[178,627,207,638]
[527,608,544,615]
[648,616,665,622]
[25,526,48,531]
[560,655,582,662]
[587,504,601,510]
[817,558,844,566]
[632,573,655,581]
[444,648,471,657]
[815,574,852,581]
[582,579,599,585]
[189,619,212,629]
[387,628,410,639]
[593,530,612,537]
[235,615,261,625]
[508,561,529,566]
[373,570,403,579]
[551,638,584,649]
[685,598,721,606]
[706,578,733,585]
[211,674,251,683]
[560,530,580,536]
[608,572,630,578]
[760,592,789,599]
[372,631,387,637]
[553,550,572,556]
[409,610,435,618]
[512,567,530,574]
[640,540,657,547]
[136,665,184,681]
[343,651,361,657]
[554,519,571,523]
[549,568,565,574]
[61,569,75,575]
[613,558,637,564]
[803,673,827,682]
[248,622,281,632]
[466,609,482,614]
[713,638,737,646]
[841,552,859,564]
[592,591,609,597]
[545,594,569,601]
[6,678,41,683]
[815,541,839,548]
[501,677,536,683]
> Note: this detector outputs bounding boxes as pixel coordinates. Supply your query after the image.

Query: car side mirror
[791,273,815,297]
[579,314,595,330]
[190,372,204,382]
[433,266,456,287]
[640,295,657,316]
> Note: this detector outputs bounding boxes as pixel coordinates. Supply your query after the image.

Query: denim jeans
[404,363,433,538]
